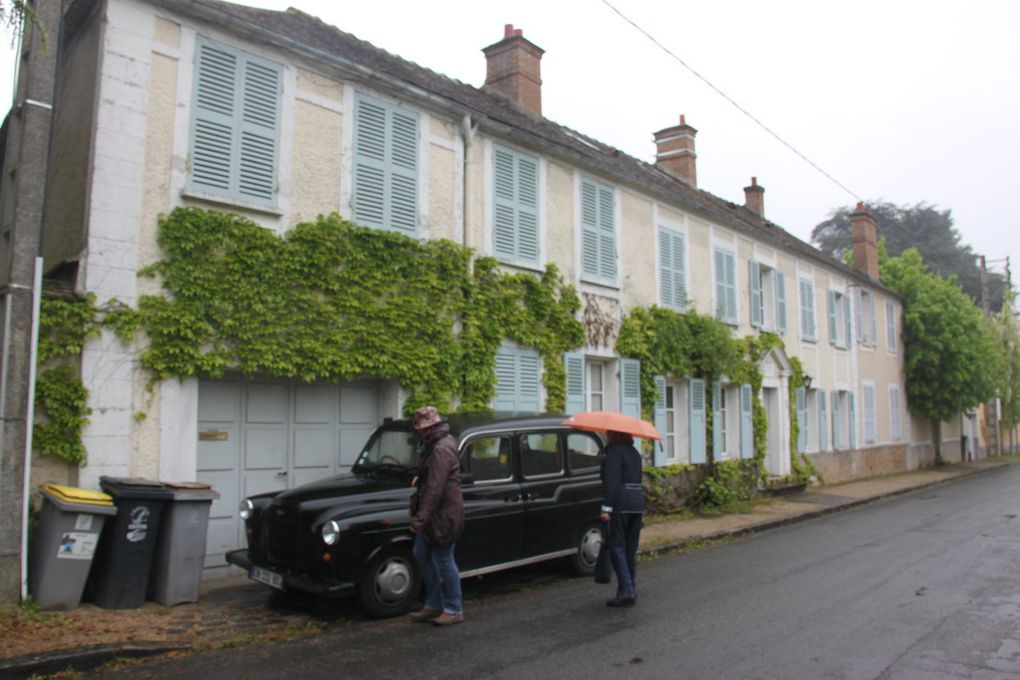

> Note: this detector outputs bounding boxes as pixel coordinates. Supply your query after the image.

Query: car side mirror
[459,471,474,486]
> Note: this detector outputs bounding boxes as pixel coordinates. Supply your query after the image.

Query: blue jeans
[608,512,642,598]
[412,533,462,614]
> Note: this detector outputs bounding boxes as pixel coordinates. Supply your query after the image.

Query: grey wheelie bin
[86,476,172,609]
[149,481,220,606]
[29,484,118,610]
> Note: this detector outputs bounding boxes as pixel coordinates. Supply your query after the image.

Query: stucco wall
[289,69,343,226]
[545,160,575,282]
[619,190,654,310]
[806,443,911,485]
[427,117,457,242]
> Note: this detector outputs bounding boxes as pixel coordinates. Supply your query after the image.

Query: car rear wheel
[358,545,421,619]
[567,521,604,576]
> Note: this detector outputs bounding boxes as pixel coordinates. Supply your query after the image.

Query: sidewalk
[1,459,1011,679]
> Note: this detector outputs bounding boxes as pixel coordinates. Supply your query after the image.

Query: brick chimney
[744,177,764,217]
[850,202,879,280]
[482,24,545,115]
[653,115,697,187]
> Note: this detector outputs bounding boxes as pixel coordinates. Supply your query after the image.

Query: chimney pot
[744,176,765,216]
[653,114,698,187]
[483,25,545,115]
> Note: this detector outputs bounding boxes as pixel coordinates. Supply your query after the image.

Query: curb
[0,642,190,680]
[638,463,1005,558]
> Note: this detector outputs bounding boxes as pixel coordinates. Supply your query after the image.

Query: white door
[197,376,379,578]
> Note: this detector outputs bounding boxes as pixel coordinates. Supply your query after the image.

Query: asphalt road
[102,465,1020,680]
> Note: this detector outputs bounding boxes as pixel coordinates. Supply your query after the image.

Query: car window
[356,428,418,467]
[464,436,512,483]
[566,432,601,474]
[520,432,563,478]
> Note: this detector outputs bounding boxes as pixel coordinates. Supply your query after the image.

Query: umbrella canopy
[561,411,663,440]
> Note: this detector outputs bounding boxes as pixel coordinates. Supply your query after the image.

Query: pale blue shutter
[690,379,706,464]
[714,249,727,319]
[854,288,863,343]
[844,294,853,348]
[749,261,762,328]
[597,184,616,281]
[869,297,877,347]
[191,40,237,195]
[493,348,517,412]
[653,376,667,467]
[796,387,807,453]
[863,385,876,443]
[800,279,815,340]
[353,95,418,234]
[518,349,541,414]
[725,251,737,323]
[493,146,539,264]
[658,228,686,309]
[832,391,841,449]
[712,382,723,457]
[237,57,281,202]
[848,391,857,449]
[620,358,641,418]
[740,384,753,459]
[776,270,787,333]
[580,181,599,278]
[890,386,901,440]
[818,389,828,450]
[827,291,837,345]
[886,301,896,351]
[715,249,737,323]
[563,352,585,415]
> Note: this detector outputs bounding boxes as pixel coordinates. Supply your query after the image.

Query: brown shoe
[409,607,441,622]
[432,611,464,626]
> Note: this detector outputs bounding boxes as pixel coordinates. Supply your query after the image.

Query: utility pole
[0,0,61,603]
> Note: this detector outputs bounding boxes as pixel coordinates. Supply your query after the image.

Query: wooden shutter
[580,181,599,277]
[776,270,787,333]
[493,348,517,412]
[854,288,864,342]
[800,279,815,340]
[848,391,857,449]
[563,352,585,416]
[843,294,853,348]
[353,95,418,234]
[620,358,641,418]
[712,382,723,457]
[740,384,753,459]
[818,389,828,450]
[863,385,876,444]
[724,251,737,323]
[827,290,837,345]
[597,184,616,280]
[493,146,517,260]
[714,249,727,319]
[886,301,897,351]
[658,228,686,309]
[493,146,539,263]
[517,349,541,414]
[689,379,706,464]
[832,391,841,449]
[869,296,877,347]
[749,261,762,328]
[653,376,667,467]
[237,58,280,202]
[796,387,807,453]
[387,108,419,234]
[715,249,736,323]
[890,386,901,440]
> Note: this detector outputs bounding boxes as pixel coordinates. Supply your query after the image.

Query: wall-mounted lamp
[802,374,813,390]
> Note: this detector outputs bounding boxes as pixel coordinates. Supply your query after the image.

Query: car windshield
[352,427,420,473]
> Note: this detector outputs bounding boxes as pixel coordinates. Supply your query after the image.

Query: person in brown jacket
[408,406,465,626]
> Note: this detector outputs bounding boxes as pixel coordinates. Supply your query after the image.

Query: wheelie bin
[149,481,220,605]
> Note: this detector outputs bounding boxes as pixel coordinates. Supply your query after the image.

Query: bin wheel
[358,545,420,619]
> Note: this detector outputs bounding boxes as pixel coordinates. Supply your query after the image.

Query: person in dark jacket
[408,406,465,626]
[600,430,644,607]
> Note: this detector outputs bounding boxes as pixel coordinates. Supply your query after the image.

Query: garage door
[197,376,380,578]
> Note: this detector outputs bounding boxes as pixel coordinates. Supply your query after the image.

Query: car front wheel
[358,545,421,619]
[567,521,604,576]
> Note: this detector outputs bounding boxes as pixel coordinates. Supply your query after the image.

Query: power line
[599,0,863,204]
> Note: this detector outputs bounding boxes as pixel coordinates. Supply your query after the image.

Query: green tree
[881,249,1002,463]
[993,289,1020,452]
[813,200,1007,311]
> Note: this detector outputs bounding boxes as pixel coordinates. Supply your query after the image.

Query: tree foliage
[812,200,1008,311]
[993,289,1020,441]
[881,249,1001,446]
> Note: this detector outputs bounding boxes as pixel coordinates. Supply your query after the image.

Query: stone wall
[805,443,913,485]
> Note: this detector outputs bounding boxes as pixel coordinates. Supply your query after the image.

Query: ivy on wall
[34,208,585,463]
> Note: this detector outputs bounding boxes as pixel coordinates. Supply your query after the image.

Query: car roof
[378,412,583,439]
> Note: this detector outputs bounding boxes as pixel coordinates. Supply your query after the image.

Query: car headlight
[321,520,341,546]
[239,499,254,521]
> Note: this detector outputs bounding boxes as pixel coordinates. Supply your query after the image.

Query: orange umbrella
[561,411,663,440]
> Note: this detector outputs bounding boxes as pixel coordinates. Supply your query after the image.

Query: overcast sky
[2,0,1017,284]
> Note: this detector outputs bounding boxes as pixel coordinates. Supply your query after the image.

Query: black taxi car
[226,414,606,618]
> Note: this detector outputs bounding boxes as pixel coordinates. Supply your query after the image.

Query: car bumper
[226,549,356,599]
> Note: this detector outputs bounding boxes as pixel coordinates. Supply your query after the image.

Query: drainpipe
[19,258,42,599]
[459,114,477,251]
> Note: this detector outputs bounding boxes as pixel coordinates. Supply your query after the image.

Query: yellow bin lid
[41,483,114,507]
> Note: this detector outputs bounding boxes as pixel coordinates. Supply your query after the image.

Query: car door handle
[275,471,288,477]
[508,493,533,502]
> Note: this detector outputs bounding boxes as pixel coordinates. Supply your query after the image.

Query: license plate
[250,565,284,590]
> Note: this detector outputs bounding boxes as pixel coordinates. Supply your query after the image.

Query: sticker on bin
[250,566,284,590]
[57,531,99,560]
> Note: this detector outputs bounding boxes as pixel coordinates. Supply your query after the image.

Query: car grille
[265,505,302,567]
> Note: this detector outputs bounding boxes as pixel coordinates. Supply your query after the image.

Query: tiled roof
[149,0,888,292]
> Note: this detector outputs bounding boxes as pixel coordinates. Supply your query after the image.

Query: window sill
[180,189,284,217]
[496,258,545,275]
[579,276,620,293]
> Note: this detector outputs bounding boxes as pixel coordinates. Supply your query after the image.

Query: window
[800,278,816,340]
[827,290,852,348]
[588,362,605,411]
[818,389,828,451]
[862,384,876,444]
[493,145,539,264]
[796,386,807,453]
[464,436,512,482]
[664,383,676,459]
[493,346,541,413]
[620,358,641,418]
[889,385,902,441]
[714,247,738,323]
[658,227,687,310]
[831,390,857,450]
[563,352,585,415]
[580,178,616,282]
[566,432,601,474]
[712,383,743,460]
[716,385,728,454]
[886,300,897,352]
[520,433,563,478]
[352,94,419,234]
[855,289,878,346]
[750,262,786,332]
[188,37,282,206]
